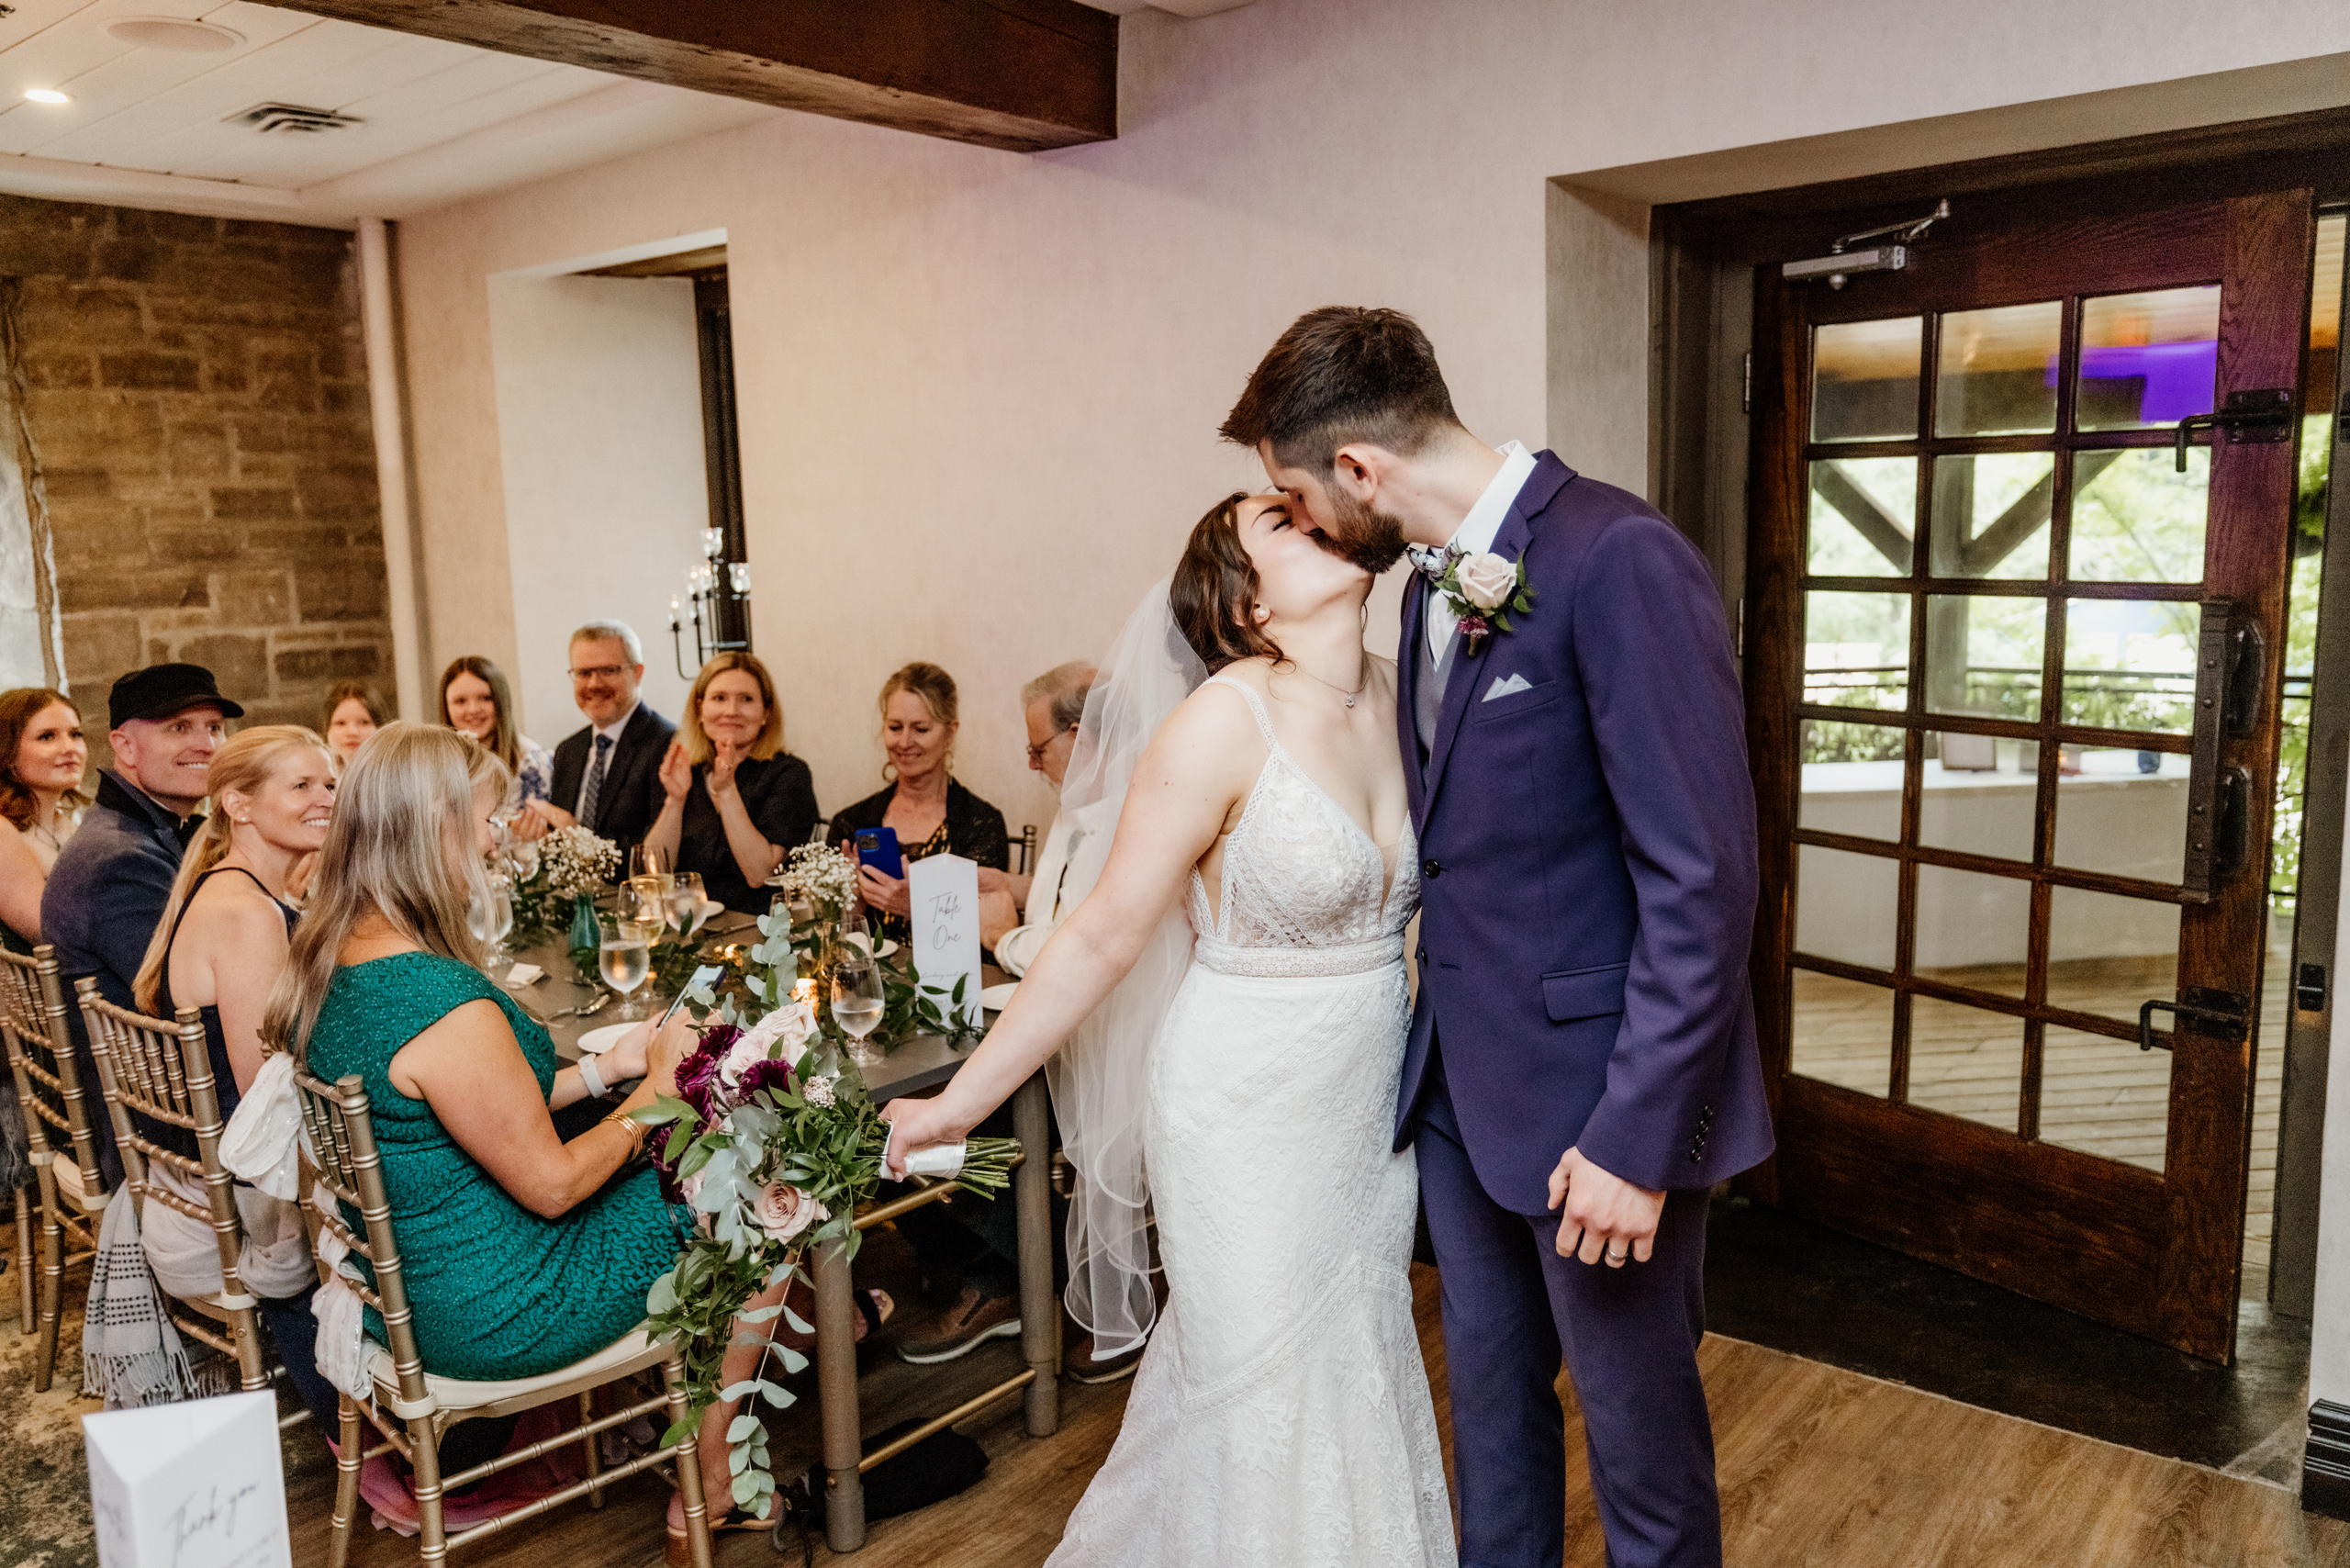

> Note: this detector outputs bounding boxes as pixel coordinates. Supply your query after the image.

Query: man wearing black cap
[41,663,239,1183]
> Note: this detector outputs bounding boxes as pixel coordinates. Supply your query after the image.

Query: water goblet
[666,871,706,934]
[599,914,655,1020]
[832,959,886,1069]
[628,844,671,884]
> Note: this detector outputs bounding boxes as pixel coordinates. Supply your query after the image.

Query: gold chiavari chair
[293,1065,714,1568]
[78,981,277,1399]
[0,944,109,1391]
[10,1178,29,1336]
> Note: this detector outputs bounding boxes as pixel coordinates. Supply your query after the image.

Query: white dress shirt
[1426,441,1537,661]
[591,701,641,750]
[994,805,1096,977]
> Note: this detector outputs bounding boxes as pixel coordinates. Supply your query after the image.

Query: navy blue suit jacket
[1396,452,1774,1211]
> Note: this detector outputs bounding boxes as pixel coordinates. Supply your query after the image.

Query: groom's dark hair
[1219,307,1462,474]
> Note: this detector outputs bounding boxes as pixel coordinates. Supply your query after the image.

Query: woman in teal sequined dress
[263,724,778,1555]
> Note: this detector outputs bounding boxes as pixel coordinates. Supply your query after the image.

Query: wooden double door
[1746,189,2321,1361]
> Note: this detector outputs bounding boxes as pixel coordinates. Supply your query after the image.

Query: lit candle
[794,979,818,1008]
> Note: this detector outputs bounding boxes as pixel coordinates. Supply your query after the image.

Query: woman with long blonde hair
[264,724,778,1549]
[127,723,339,1427]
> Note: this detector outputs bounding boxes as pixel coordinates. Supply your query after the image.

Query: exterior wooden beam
[255,0,1117,153]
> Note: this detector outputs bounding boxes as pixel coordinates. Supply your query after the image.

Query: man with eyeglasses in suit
[531,619,677,861]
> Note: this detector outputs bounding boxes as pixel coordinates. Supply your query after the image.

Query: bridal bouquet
[633,993,1018,1516]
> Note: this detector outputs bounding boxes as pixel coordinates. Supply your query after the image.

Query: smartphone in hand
[856,826,904,879]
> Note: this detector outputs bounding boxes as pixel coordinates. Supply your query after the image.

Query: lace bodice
[1185,677,1417,975]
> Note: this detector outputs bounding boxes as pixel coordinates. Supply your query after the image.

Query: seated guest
[319,681,387,772]
[0,688,87,1215]
[643,654,819,916]
[268,723,778,1550]
[0,688,91,950]
[43,664,237,1183]
[531,620,675,861]
[129,723,338,1428]
[437,655,554,824]
[833,662,1009,946]
[980,662,1097,976]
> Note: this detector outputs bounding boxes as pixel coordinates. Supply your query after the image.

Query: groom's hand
[1549,1147,1665,1267]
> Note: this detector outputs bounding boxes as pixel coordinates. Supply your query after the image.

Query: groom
[1224,308,1773,1568]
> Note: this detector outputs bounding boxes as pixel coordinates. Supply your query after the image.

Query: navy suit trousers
[1416,1043,1721,1568]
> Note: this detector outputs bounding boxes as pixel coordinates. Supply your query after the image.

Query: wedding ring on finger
[1606,1247,1628,1266]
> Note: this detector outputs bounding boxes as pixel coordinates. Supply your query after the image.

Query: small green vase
[568,893,600,980]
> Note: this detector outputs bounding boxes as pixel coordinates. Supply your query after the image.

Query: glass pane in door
[2045,886,2180,1025]
[1923,594,2044,720]
[1913,864,2029,997]
[1929,453,2056,580]
[2076,286,2221,431]
[2051,746,2190,882]
[2060,599,2200,732]
[1788,970,1894,1096]
[2040,1025,2169,1173]
[1805,591,1910,711]
[1814,317,1922,442]
[1936,300,2062,436]
[1908,997,2026,1134]
[1795,846,1899,971]
[1809,457,1916,575]
[2069,448,2210,584]
[1919,731,2036,862]
[1799,720,1905,840]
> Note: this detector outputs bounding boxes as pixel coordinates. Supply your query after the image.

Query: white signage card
[907,852,983,1033]
[84,1390,290,1568]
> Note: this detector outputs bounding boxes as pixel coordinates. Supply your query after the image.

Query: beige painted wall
[392,0,2350,838]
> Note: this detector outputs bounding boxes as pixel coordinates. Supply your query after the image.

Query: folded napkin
[505,962,545,986]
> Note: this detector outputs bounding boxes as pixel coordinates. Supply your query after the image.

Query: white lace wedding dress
[1047,676,1455,1567]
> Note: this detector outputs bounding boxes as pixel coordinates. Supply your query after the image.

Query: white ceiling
[0,0,1251,228]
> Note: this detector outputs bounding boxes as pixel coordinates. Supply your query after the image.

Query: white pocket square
[1483,673,1532,702]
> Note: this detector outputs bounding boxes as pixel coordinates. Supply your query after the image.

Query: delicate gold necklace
[1297,657,1371,709]
[27,816,61,852]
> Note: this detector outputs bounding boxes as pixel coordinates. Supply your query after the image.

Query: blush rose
[755,1182,826,1243]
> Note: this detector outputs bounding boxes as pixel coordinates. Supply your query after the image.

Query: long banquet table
[504,912,1058,1553]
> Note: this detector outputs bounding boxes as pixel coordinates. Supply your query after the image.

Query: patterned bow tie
[1407,545,1452,582]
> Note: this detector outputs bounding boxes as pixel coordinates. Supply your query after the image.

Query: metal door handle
[2182,600,2261,903]
[2138,991,2248,1053]
[2174,388,2295,471]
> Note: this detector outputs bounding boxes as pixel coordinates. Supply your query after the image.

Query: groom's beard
[1314,487,1411,575]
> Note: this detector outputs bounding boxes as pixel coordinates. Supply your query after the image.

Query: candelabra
[671,526,753,677]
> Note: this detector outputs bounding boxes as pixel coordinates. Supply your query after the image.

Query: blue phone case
[856,827,904,879]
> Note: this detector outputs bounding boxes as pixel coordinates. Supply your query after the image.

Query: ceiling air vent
[229,103,362,135]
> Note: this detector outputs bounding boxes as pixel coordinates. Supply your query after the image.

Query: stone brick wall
[1,196,388,769]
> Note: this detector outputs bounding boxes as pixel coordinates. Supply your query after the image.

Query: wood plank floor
[1792,937,2290,1298]
[273,1263,2350,1568]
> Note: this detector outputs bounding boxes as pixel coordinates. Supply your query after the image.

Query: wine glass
[832,958,886,1069]
[467,879,514,973]
[666,871,706,934]
[628,844,671,884]
[625,874,669,927]
[599,914,655,1020]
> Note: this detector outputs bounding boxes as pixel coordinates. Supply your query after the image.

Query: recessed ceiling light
[105,17,243,52]
[23,88,70,105]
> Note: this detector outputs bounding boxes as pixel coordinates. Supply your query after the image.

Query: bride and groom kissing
[882,307,1774,1568]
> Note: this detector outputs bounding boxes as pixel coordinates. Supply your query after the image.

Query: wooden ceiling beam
[257,0,1117,153]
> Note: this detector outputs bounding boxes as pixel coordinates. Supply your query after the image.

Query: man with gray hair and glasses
[980,661,1097,973]
[532,618,677,861]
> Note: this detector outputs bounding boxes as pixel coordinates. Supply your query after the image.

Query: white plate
[979,981,1019,1013]
[576,1022,635,1055]
[876,938,900,959]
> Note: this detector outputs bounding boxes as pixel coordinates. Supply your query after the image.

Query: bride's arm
[879,685,1257,1169]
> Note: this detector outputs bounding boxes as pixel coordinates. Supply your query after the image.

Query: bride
[881,492,1454,1566]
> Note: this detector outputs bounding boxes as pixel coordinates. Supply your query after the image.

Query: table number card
[908,852,982,1033]
[84,1390,290,1568]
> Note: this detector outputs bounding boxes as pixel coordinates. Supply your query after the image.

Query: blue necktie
[577,733,613,832]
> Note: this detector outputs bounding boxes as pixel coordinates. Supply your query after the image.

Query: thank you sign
[908,852,982,1032]
[84,1391,290,1568]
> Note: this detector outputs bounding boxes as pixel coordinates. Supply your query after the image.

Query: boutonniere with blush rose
[1429,547,1535,655]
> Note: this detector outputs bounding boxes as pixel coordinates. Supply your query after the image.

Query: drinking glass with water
[833,960,886,1067]
[599,914,655,1020]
